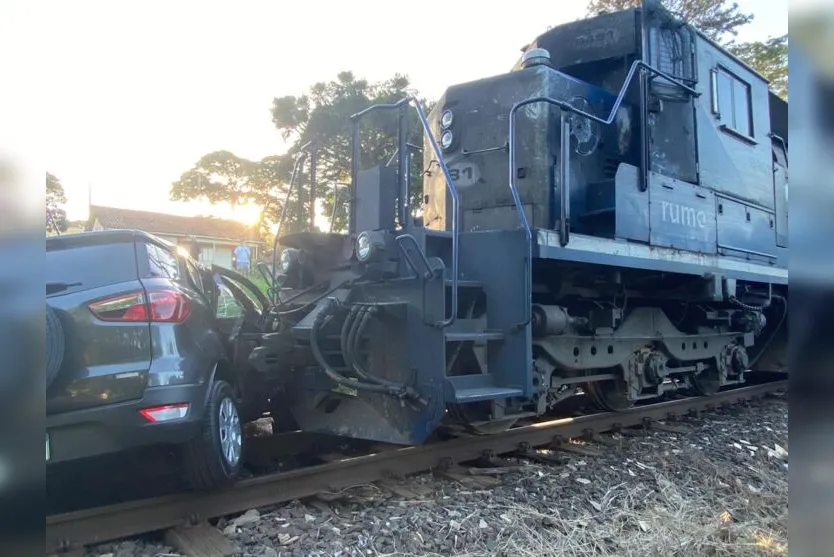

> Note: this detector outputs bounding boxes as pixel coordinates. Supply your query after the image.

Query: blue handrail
[350,96,461,328]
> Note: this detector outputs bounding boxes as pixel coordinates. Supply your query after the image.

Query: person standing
[233,241,251,276]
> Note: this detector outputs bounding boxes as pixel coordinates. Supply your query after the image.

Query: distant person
[234,241,250,276]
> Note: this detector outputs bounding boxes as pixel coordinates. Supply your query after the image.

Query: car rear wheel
[183,380,244,491]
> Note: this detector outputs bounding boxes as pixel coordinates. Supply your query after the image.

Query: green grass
[214,270,273,319]
[247,272,271,297]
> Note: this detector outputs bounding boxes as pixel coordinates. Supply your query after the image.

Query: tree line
[160,0,787,244]
[46,173,68,235]
[170,72,431,240]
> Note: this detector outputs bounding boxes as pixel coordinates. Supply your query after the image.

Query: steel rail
[46,380,786,554]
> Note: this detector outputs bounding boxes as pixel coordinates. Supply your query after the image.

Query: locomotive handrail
[769,132,789,166]
[350,96,461,328]
[385,143,423,168]
[328,183,349,233]
[271,142,311,304]
[507,59,699,327]
[395,233,435,281]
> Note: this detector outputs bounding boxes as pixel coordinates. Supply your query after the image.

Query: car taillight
[139,403,190,422]
[88,292,148,321]
[88,290,191,323]
[147,290,192,322]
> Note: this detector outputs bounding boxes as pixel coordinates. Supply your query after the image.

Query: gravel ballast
[89,394,788,557]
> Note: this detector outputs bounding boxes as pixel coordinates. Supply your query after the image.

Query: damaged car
[46,229,283,490]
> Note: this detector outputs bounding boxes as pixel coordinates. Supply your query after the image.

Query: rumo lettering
[661,201,708,229]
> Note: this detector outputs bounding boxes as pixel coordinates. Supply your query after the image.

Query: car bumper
[46,383,210,465]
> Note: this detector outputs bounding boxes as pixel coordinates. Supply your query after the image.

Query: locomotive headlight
[355,230,386,263]
[440,109,454,129]
[440,130,454,150]
[355,232,373,262]
[280,248,299,274]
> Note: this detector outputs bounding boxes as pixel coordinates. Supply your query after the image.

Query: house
[86,205,262,269]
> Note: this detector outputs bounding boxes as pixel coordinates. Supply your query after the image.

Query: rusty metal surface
[46,380,786,554]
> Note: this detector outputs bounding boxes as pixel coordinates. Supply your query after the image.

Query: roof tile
[87,205,260,242]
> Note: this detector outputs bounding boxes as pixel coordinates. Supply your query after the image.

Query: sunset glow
[230,203,263,226]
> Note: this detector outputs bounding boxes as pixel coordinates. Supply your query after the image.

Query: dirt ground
[90,394,788,557]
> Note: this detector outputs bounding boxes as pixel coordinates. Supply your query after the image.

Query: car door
[210,265,270,316]
[188,262,270,375]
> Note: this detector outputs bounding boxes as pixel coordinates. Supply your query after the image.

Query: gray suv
[46,230,273,490]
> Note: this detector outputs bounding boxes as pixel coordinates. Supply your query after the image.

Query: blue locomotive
[254,2,788,445]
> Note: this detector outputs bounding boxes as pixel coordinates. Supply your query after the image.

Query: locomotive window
[710,66,753,139]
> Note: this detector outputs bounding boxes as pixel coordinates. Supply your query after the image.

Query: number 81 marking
[449,167,473,181]
[446,163,480,187]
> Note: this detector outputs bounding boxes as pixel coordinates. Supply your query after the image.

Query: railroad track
[46,379,787,555]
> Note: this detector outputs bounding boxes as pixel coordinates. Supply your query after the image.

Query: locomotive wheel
[584,379,633,412]
[690,368,721,396]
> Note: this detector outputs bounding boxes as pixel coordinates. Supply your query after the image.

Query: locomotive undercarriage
[257,227,786,445]
[438,259,785,435]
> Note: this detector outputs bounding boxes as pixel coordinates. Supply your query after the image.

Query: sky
[3,0,788,223]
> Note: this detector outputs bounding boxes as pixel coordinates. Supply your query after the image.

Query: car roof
[46,229,171,249]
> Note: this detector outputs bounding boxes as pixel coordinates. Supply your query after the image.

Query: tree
[171,150,263,207]
[729,35,788,100]
[586,0,754,42]
[586,1,787,99]
[46,172,68,234]
[271,71,433,232]
[170,150,304,237]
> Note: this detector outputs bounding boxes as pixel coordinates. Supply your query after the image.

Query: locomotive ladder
[348,97,538,407]
[349,96,463,328]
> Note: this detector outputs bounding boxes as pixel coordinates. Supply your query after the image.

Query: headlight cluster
[355,232,372,262]
[279,248,299,274]
[440,109,454,151]
[354,230,386,263]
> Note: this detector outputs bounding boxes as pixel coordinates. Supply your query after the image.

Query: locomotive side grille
[649,20,697,85]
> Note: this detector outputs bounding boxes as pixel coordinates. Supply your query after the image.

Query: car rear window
[46,240,139,296]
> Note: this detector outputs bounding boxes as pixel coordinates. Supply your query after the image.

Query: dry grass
[441,447,788,557]
[208,400,789,557]
[368,421,788,557]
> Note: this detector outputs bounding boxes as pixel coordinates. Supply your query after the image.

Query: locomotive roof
[520,6,781,93]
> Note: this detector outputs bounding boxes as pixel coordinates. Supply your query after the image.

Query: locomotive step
[445,330,505,342]
[445,279,483,289]
[446,374,524,403]
[444,319,504,342]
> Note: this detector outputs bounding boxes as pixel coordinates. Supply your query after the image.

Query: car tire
[46,305,64,390]
[183,380,244,491]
